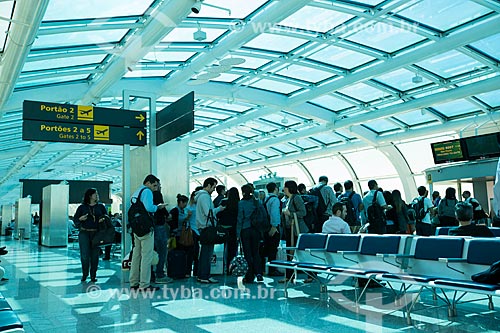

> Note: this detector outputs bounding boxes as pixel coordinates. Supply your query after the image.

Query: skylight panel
[275,64,333,83]
[32,29,128,49]
[15,74,88,89]
[162,28,227,43]
[416,50,483,78]
[143,51,196,62]
[226,155,247,164]
[394,110,437,126]
[309,133,343,145]
[231,56,271,69]
[470,33,500,62]
[239,151,262,161]
[279,6,353,33]
[0,1,13,52]
[347,22,425,53]
[374,68,430,91]
[432,99,478,118]
[337,82,390,103]
[272,143,296,154]
[124,69,171,78]
[209,101,251,113]
[363,119,399,133]
[310,95,355,111]
[43,0,154,20]
[243,33,307,53]
[476,90,500,108]
[308,45,375,69]
[211,73,242,83]
[195,110,230,121]
[250,79,301,95]
[23,54,106,72]
[397,0,492,32]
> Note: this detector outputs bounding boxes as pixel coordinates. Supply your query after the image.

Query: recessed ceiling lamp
[220,57,246,66]
[193,23,207,41]
[206,65,232,73]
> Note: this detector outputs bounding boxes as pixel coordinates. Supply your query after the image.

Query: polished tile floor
[0,234,499,333]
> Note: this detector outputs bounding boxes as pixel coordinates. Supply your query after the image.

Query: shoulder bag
[199,209,228,245]
[178,219,194,247]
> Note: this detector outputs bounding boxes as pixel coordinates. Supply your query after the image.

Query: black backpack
[340,192,358,227]
[127,188,154,237]
[300,194,319,232]
[309,185,328,217]
[472,260,500,285]
[412,197,428,223]
[367,191,386,234]
[250,199,270,235]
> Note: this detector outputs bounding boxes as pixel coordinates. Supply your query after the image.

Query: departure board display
[431,139,466,164]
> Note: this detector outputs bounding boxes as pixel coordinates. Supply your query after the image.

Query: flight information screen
[431,139,466,164]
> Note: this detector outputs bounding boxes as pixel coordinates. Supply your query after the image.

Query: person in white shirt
[322,202,351,234]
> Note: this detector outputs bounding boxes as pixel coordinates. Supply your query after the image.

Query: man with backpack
[129,174,166,292]
[412,186,434,236]
[309,176,337,233]
[339,180,363,233]
[362,180,388,234]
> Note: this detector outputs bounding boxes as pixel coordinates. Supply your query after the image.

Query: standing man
[310,176,337,233]
[362,180,388,234]
[196,177,225,283]
[340,180,363,233]
[213,185,226,208]
[152,185,173,284]
[413,186,434,236]
[129,174,166,291]
[262,182,282,276]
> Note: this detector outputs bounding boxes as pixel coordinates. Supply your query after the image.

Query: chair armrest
[376,253,398,258]
[281,246,297,251]
[337,251,358,255]
[438,258,466,263]
[305,249,325,253]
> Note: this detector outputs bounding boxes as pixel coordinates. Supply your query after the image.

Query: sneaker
[90,277,98,283]
[197,278,210,284]
[256,274,264,283]
[208,277,218,283]
[156,276,173,284]
[139,285,159,291]
[80,276,88,282]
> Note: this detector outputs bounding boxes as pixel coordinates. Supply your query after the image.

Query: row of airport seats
[267,233,500,324]
[435,226,500,236]
[0,292,23,332]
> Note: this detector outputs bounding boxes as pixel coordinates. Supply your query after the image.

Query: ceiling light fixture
[220,57,246,66]
[191,1,232,16]
[193,22,207,41]
[412,73,423,84]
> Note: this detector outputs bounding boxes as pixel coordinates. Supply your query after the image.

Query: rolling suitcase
[167,249,187,279]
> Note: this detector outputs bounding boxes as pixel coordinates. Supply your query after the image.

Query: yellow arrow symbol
[136,131,144,140]
[135,114,145,122]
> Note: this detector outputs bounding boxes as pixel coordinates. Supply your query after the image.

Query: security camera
[191,1,202,14]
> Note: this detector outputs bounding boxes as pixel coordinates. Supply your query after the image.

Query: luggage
[167,249,186,279]
[211,244,225,275]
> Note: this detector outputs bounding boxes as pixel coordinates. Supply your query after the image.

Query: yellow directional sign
[136,130,145,140]
[77,105,94,121]
[94,125,110,141]
[135,114,145,123]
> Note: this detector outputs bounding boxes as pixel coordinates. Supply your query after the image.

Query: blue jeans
[154,224,168,278]
[79,230,99,279]
[197,242,214,280]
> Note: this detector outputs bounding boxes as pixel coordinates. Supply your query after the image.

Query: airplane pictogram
[96,128,109,135]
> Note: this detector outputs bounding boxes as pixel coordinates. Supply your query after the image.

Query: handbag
[178,220,194,247]
[92,215,115,247]
[229,242,248,277]
[199,209,227,245]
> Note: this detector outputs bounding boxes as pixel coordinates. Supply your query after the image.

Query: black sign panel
[156,91,194,130]
[22,120,146,146]
[23,100,146,129]
[156,112,194,146]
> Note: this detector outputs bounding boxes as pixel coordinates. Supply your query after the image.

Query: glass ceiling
[0,0,499,204]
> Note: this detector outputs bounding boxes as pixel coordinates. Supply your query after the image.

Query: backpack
[127,188,154,237]
[412,197,428,223]
[367,191,386,234]
[309,185,328,217]
[471,260,500,285]
[250,199,270,235]
[339,192,359,227]
[300,194,319,232]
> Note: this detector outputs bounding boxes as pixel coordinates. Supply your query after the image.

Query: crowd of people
[66,174,495,291]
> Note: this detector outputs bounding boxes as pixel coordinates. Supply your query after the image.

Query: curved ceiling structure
[0,0,499,204]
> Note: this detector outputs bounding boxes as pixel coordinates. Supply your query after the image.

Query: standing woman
[73,188,108,282]
[392,190,411,234]
[217,187,240,273]
[280,180,307,283]
[186,188,202,277]
[237,184,263,283]
[438,187,459,227]
[170,194,192,277]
